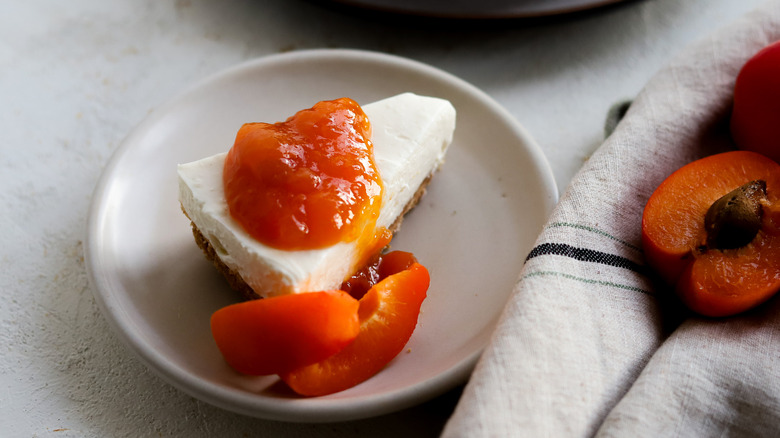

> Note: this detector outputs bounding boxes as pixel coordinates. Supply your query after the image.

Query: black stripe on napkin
[525,243,647,275]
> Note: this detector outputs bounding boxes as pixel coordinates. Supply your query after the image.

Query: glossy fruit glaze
[341,250,418,300]
[223,98,383,250]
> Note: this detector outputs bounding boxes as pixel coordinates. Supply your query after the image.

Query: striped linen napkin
[442,1,780,436]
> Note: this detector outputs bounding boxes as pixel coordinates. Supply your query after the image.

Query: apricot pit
[704,180,767,250]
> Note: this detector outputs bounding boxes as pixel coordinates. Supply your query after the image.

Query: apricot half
[642,151,780,317]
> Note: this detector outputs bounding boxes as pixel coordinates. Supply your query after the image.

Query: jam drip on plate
[341,250,418,300]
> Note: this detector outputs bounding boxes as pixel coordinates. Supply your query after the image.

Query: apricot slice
[210,290,359,375]
[642,150,780,317]
[280,253,429,396]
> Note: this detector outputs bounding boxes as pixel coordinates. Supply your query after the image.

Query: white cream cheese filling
[178,92,456,298]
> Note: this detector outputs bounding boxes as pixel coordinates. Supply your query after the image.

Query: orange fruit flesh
[642,151,780,282]
[642,151,780,316]
[679,204,780,316]
[210,290,360,376]
[280,261,430,397]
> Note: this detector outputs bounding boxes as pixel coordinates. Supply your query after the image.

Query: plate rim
[322,0,628,19]
[85,48,558,422]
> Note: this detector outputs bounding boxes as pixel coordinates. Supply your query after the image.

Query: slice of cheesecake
[178,92,456,299]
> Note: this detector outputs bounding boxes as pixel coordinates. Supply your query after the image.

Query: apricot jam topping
[341,250,418,300]
[223,98,384,250]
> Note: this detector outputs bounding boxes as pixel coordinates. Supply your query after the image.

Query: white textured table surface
[1,0,767,436]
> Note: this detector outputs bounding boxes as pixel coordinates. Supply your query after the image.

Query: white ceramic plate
[326,0,628,19]
[85,49,558,422]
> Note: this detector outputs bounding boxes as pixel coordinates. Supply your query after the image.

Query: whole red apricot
[731,40,780,162]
